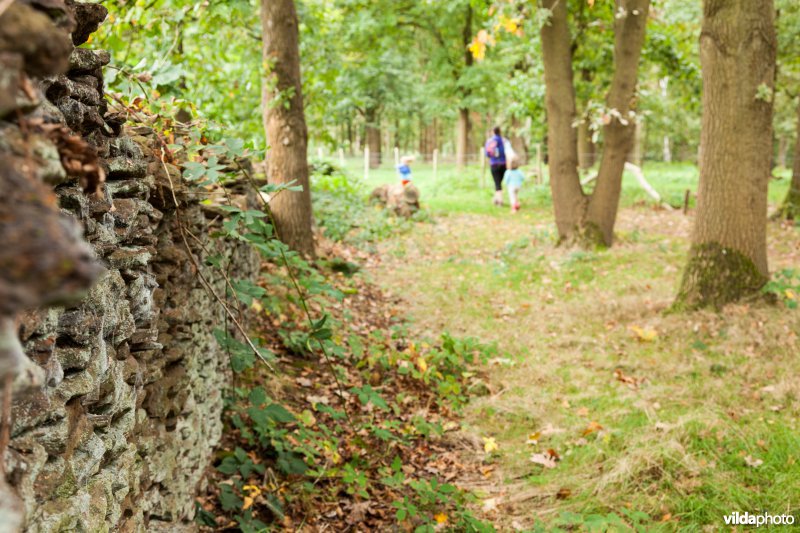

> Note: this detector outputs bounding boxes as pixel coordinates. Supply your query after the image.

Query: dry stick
[0,374,12,477]
[158,149,275,372]
[235,161,354,428]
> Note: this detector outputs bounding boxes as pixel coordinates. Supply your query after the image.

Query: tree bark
[510,116,529,165]
[456,5,473,170]
[540,0,586,240]
[261,0,315,257]
[365,107,381,168]
[456,108,470,169]
[584,0,650,246]
[675,0,776,309]
[777,99,800,219]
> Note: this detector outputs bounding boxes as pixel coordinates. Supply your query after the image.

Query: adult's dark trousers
[491,164,507,192]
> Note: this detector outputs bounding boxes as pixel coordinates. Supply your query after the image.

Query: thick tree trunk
[540,0,586,240]
[365,107,381,168]
[584,0,650,246]
[675,0,776,309]
[261,0,315,257]
[777,100,800,219]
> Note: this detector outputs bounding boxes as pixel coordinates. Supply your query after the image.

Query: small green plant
[763,268,800,308]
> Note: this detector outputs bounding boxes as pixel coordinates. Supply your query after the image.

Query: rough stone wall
[1,3,259,531]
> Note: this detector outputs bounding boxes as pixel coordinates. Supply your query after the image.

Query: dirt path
[371,208,800,530]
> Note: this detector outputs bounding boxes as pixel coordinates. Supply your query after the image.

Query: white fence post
[317,147,323,159]
[394,146,400,168]
[338,148,345,168]
[433,149,439,181]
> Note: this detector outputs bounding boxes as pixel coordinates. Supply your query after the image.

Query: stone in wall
[1,2,260,531]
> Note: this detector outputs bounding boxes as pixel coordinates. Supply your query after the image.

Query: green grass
[326,156,793,216]
[364,160,800,531]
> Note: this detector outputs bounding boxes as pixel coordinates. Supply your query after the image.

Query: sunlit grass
[369,168,800,530]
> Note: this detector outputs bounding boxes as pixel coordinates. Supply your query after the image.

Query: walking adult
[484,126,515,206]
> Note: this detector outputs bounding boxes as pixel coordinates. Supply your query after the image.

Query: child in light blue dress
[503,157,525,213]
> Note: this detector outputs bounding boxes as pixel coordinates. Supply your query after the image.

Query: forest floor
[370,187,800,530]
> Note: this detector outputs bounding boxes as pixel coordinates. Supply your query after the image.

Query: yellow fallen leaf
[417,357,428,373]
[483,437,499,453]
[434,513,448,524]
[242,496,254,510]
[526,432,541,445]
[629,325,658,342]
[785,289,796,300]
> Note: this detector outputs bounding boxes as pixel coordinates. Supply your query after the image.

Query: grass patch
[369,162,800,530]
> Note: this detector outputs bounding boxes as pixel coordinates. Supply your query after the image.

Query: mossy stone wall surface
[0,3,258,531]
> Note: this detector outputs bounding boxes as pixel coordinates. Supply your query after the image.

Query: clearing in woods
[368,170,800,529]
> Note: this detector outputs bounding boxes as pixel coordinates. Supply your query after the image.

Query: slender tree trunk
[346,117,354,155]
[584,0,650,246]
[365,107,381,168]
[777,136,788,169]
[540,0,586,239]
[777,99,800,219]
[510,116,528,164]
[675,0,776,309]
[456,108,471,169]
[261,0,315,257]
[456,5,473,170]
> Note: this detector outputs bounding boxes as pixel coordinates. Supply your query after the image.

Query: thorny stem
[157,148,276,372]
[235,160,354,429]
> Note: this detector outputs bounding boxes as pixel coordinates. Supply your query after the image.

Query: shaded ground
[372,203,800,530]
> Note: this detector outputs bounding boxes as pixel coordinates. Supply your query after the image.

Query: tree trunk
[456,5,473,170]
[585,0,650,246]
[261,0,315,257]
[777,135,788,169]
[365,107,381,168]
[510,116,529,165]
[540,0,586,240]
[777,99,800,219]
[456,108,470,169]
[675,0,776,309]
[346,117,354,156]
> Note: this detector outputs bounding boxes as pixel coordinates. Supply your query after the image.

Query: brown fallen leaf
[556,487,571,500]
[582,421,603,436]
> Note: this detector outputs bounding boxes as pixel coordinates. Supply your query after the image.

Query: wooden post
[364,146,370,181]
[394,146,400,168]
[536,143,543,185]
[433,149,439,181]
[338,148,345,168]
